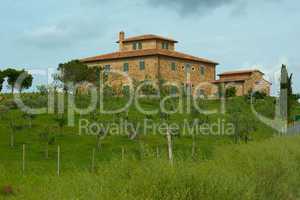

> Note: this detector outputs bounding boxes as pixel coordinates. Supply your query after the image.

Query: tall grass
[1,136,300,199]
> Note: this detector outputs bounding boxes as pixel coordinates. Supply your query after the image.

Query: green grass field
[0,94,299,199]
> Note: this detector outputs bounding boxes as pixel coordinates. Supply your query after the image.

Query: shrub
[103,85,114,98]
[21,95,48,108]
[293,93,300,102]
[225,86,237,98]
[1,185,14,196]
[245,90,267,103]
[4,100,18,110]
[36,85,48,95]
[252,90,267,99]
[140,83,157,96]
[0,105,9,119]
[122,85,130,97]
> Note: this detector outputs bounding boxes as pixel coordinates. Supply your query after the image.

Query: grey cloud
[20,15,108,49]
[148,0,238,15]
[147,0,279,16]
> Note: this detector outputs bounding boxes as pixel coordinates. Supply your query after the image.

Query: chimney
[119,31,125,51]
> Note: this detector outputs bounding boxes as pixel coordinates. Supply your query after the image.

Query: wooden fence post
[192,134,196,158]
[166,131,173,165]
[57,145,60,176]
[91,148,95,172]
[121,146,125,161]
[45,143,49,159]
[140,143,144,159]
[22,144,26,174]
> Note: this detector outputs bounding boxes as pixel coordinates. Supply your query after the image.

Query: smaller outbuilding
[211,69,271,96]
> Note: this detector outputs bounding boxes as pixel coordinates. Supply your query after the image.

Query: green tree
[18,70,33,93]
[280,65,296,123]
[3,68,33,93]
[287,73,294,123]
[57,60,95,92]
[0,70,5,93]
[3,68,20,93]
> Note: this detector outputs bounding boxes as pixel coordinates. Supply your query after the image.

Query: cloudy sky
[0,0,299,94]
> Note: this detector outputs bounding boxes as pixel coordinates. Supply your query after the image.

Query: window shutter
[200,66,205,75]
[104,65,111,73]
[123,63,129,72]
[185,64,191,73]
[140,61,145,70]
[171,62,176,71]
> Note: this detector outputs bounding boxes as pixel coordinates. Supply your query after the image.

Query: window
[133,42,142,50]
[139,60,145,70]
[200,66,205,76]
[133,42,137,50]
[171,62,176,71]
[104,65,111,73]
[185,64,191,73]
[138,42,142,49]
[123,63,129,72]
[162,41,169,49]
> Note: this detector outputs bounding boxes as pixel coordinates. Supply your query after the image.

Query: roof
[218,69,264,76]
[211,77,248,84]
[80,49,218,64]
[117,34,178,43]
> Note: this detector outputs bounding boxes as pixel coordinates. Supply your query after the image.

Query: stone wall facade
[217,71,271,96]
[120,39,175,52]
[86,55,217,96]
[245,72,271,95]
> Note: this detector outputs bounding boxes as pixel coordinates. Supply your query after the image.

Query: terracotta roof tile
[117,34,178,43]
[80,49,218,64]
[218,69,264,76]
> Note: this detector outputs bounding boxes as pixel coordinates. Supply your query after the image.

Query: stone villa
[81,32,271,97]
